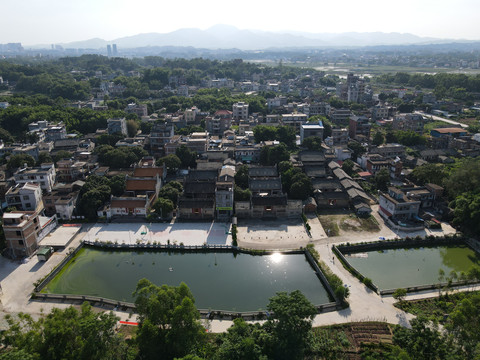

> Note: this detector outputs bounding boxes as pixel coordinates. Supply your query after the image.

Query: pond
[344,244,480,290]
[42,247,332,312]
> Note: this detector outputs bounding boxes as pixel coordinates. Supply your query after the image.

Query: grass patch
[318,215,340,237]
[394,290,480,324]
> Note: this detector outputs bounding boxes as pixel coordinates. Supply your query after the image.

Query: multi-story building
[215,166,234,221]
[300,121,324,143]
[45,123,67,142]
[329,108,352,124]
[393,113,425,134]
[183,107,200,125]
[125,103,148,118]
[5,183,43,212]
[336,73,365,103]
[369,143,406,159]
[349,115,371,140]
[331,128,349,146]
[372,106,389,121]
[232,102,249,122]
[3,211,41,258]
[308,102,330,116]
[55,159,90,182]
[13,163,56,193]
[281,113,308,130]
[43,182,82,220]
[267,96,287,111]
[206,110,232,135]
[107,118,127,136]
[379,187,421,221]
[149,121,174,155]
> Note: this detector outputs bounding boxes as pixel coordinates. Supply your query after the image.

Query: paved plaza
[86,221,232,246]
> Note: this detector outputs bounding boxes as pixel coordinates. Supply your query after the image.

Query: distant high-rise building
[112,44,118,56]
[107,44,112,57]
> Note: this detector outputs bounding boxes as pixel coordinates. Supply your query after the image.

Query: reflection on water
[44,248,330,311]
[346,245,480,290]
[269,252,284,264]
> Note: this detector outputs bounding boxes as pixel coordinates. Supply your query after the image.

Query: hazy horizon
[2,0,479,45]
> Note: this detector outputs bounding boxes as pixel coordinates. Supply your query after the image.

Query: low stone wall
[332,245,379,294]
[34,243,85,293]
[304,248,340,303]
[380,280,476,296]
[337,235,466,255]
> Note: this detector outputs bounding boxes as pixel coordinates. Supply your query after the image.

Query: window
[16,231,21,236]
[25,203,31,209]
[18,240,24,246]
[23,196,30,200]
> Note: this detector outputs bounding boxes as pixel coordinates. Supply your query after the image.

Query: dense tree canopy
[0,303,125,360]
[133,279,206,360]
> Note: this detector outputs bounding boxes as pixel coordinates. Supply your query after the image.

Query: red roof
[133,167,164,178]
[358,171,373,177]
[433,128,466,134]
[126,179,157,191]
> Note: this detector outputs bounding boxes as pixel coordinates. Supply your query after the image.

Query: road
[415,111,468,128]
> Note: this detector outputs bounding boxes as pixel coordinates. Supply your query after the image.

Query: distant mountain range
[29,25,471,51]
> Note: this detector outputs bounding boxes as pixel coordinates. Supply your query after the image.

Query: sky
[1,0,479,45]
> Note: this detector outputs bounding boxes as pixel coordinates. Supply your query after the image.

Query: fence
[380,280,478,296]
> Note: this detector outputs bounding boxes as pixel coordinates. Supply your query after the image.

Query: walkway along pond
[34,241,339,318]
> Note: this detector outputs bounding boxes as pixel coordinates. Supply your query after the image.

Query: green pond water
[43,248,331,311]
[344,244,480,290]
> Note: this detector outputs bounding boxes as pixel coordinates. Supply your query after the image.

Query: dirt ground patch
[318,213,380,237]
[236,218,309,246]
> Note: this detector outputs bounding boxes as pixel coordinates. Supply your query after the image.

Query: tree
[276,126,296,147]
[214,318,266,360]
[265,290,317,360]
[156,154,181,173]
[1,302,124,360]
[53,150,73,163]
[36,152,53,166]
[152,197,174,218]
[253,125,277,143]
[375,168,390,192]
[158,183,183,206]
[410,163,446,186]
[109,175,126,197]
[234,186,251,201]
[289,173,313,200]
[302,136,323,151]
[347,141,366,161]
[392,288,407,304]
[126,119,139,137]
[393,316,448,360]
[341,159,355,176]
[6,154,35,170]
[234,165,249,189]
[133,279,206,360]
[176,145,197,169]
[372,132,384,146]
[259,144,290,166]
